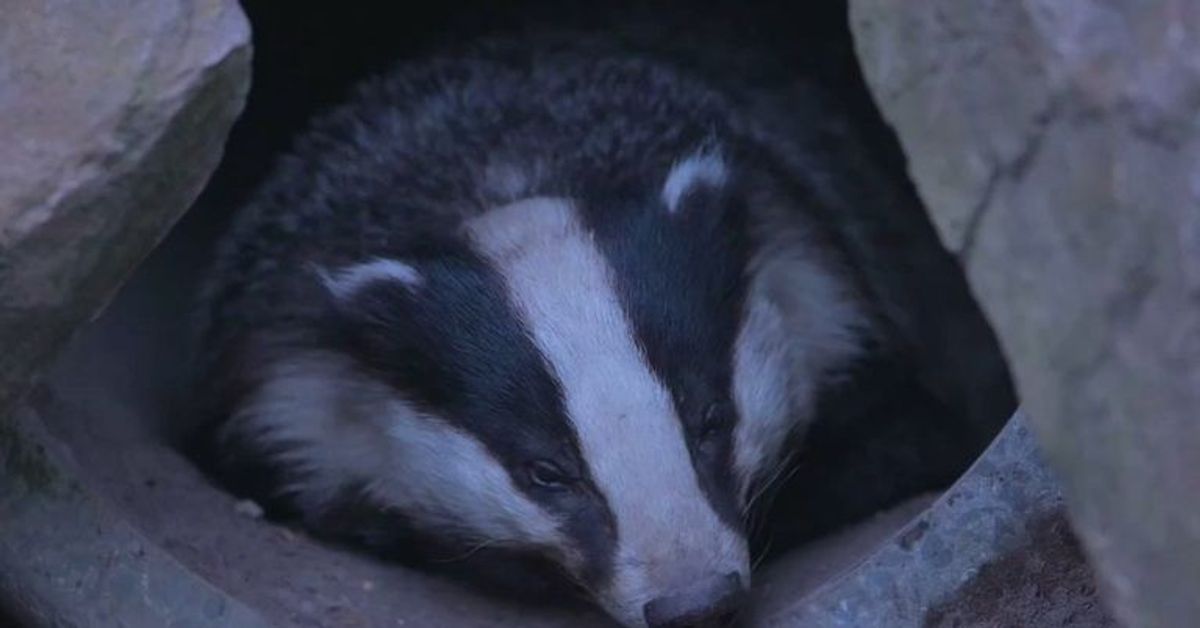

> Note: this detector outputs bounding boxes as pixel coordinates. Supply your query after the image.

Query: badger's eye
[528,460,571,489]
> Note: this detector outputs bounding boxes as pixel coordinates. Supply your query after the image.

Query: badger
[191,36,1002,628]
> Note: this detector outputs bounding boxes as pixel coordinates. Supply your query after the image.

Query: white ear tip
[662,151,729,213]
[317,258,423,300]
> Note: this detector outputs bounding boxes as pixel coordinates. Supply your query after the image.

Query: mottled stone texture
[924,511,1116,628]
[0,0,254,624]
[0,0,251,415]
[759,413,1075,628]
[850,2,1200,627]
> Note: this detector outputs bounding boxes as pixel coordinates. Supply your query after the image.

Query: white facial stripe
[227,351,562,547]
[374,405,565,546]
[317,258,423,300]
[661,151,728,213]
[467,197,748,626]
[731,228,867,505]
[732,296,796,505]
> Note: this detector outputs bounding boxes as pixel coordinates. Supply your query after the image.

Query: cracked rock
[851,1,1200,627]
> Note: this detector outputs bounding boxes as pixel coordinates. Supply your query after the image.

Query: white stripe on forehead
[731,225,867,504]
[466,197,747,618]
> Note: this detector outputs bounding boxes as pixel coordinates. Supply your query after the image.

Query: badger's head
[209,150,866,627]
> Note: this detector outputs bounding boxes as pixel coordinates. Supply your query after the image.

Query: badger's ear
[661,150,730,214]
[311,257,429,376]
[316,258,424,302]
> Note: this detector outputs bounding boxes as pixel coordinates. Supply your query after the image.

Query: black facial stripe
[324,240,564,455]
[580,177,750,529]
[305,482,593,605]
[318,233,616,583]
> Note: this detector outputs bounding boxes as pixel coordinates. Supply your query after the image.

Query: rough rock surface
[0,0,250,415]
[757,413,1101,628]
[849,2,1200,626]
[924,512,1116,628]
[0,0,252,624]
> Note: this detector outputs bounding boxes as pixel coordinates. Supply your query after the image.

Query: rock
[758,413,1079,627]
[849,1,1200,627]
[0,0,251,416]
[234,499,265,519]
[0,0,255,624]
[924,511,1117,628]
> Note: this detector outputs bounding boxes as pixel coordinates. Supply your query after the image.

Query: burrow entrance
[36,2,1015,626]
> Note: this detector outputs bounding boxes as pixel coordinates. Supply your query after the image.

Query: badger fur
[191,35,1004,628]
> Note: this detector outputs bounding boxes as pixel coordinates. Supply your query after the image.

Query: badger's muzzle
[642,572,746,628]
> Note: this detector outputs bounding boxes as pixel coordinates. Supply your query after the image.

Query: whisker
[744,450,799,516]
[430,538,500,563]
[751,534,775,571]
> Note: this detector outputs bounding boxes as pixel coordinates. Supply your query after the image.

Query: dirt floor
[923,512,1117,628]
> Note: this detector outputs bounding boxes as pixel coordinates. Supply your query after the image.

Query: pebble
[233,499,264,519]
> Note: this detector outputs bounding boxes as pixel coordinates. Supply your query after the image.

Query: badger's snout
[643,572,746,628]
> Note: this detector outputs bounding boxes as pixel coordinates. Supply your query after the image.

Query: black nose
[643,572,746,628]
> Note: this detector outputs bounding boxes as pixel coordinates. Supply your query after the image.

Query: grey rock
[850,1,1200,626]
[0,0,251,415]
[758,413,1080,627]
[1,404,270,628]
[0,0,255,625]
